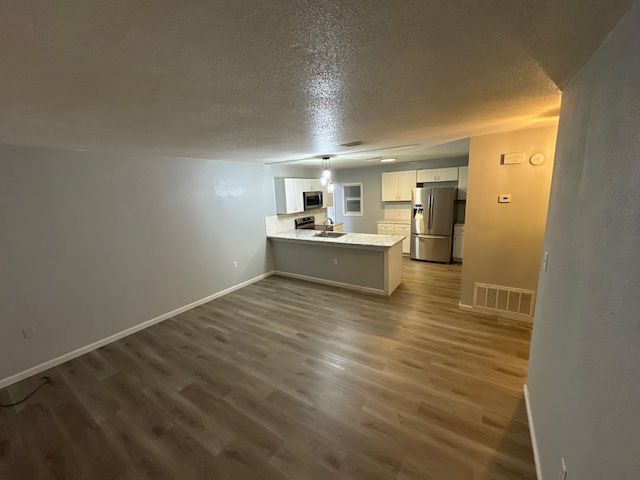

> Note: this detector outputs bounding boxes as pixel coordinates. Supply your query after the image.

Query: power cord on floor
[0,376,51,407]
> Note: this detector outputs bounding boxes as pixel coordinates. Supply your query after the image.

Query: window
[342,183,363,216]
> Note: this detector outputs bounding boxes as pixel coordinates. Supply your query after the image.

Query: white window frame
[342,182,363,216]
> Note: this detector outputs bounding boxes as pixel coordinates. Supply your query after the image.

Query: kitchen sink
[314,232,347,238]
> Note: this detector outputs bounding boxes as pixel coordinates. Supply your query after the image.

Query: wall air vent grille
[473,283,535,317]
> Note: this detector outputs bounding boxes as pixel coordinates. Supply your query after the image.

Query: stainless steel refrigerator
[410,187,456,263]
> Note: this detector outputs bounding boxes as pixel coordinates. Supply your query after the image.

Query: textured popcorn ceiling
[0,0,634,167]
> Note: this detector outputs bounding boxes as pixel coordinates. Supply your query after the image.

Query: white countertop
[377,220,411,224]
[267,230,403,248]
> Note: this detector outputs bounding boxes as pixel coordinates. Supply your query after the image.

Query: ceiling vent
[339,141,364,148]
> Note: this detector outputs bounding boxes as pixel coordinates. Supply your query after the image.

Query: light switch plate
[498,194,512,203]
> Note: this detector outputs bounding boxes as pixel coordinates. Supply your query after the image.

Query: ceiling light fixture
[320,156,334,192]
[380,158,396,163]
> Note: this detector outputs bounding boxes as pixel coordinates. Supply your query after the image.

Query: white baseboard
[458,301,533,323]
[0,271,274,390]
[273,271,387,296]
[458,302,475,312]
[524,384,543,480]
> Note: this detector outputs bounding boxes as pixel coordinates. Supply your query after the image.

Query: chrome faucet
[321,217,334,236]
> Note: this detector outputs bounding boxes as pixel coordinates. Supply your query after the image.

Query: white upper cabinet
[457,166,468,200]
[398,170,417,199]
[381,172,399,201]
[302,178,332,207]
[438,167,459,182]
[416,167,459,183]
[381,170,416,201]
[302,178,321,192]
[274,178,303,214]
[416,168,438,182]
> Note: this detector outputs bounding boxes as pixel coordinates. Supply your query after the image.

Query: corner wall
[0,144,271,385]
[460,126,557,310]
[527,2,640,478]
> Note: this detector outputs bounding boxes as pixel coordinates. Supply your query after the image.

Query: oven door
[303,191,323,210]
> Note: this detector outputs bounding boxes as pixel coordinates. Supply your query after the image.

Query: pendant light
[321,156,331,181]
[320,156,333,192]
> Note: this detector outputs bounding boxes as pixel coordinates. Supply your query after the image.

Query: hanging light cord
[0,376,51,408]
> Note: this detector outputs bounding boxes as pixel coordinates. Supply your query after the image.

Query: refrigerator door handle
[429,195,434,232]
[415,234,448,239]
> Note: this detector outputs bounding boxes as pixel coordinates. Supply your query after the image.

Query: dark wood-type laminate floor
[0,259,535,480]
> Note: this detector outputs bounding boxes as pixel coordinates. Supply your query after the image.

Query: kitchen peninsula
[268,230,404,295]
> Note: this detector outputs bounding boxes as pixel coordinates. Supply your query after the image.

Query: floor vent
[473,283,535,317]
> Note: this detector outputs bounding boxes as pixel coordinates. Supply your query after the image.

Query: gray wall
[333,157,468,233]
[271,241,386,291]
[527,2,640,479]
[0,144,271,383]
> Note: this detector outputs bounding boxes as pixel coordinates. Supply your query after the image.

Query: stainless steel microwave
[303,190,323,210]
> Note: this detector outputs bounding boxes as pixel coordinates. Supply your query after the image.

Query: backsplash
[383,203,411,222]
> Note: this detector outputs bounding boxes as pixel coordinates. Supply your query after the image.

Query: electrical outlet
[333,258,338,266]
[559,458,567,480]
[22,326,36,339]
[543,251,549,272]
[233,261,238,269]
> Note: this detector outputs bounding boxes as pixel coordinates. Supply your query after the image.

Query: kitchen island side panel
[386,242,403,294]
[271,241,385,291]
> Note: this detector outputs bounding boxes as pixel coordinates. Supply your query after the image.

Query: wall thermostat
[501,152,523,165]
[530,153,546,165]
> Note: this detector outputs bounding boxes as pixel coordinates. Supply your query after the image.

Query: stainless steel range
[295,216,336,232]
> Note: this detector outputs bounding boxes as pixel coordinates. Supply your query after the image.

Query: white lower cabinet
[378,222,411,254]
[395,224,411,254]
[377,223,395,235]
